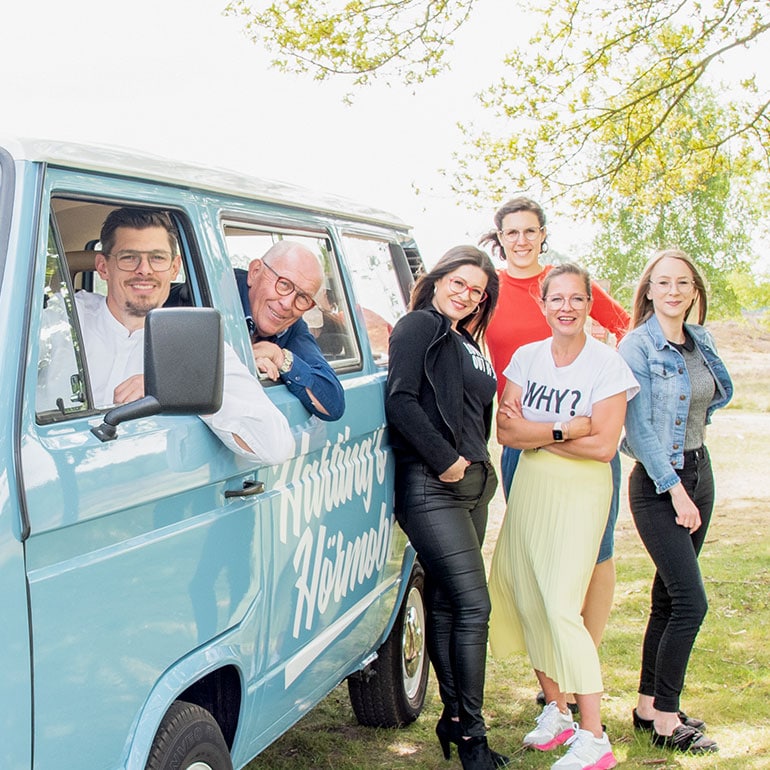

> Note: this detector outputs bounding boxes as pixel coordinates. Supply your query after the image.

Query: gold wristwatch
[279,348,294,374]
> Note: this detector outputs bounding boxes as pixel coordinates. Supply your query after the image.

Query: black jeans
[629,447,714,713]
[395,460,497,737]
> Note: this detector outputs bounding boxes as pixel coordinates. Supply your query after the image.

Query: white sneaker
[523,701,576,751]
[551,727,618,770]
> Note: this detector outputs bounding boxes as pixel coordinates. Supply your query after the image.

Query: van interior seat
[66,249,98,278]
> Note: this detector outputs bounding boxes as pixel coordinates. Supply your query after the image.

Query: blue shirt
[235,269,345,421]
[618,314,732,493]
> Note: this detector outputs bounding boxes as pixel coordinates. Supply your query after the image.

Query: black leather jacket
[386,308,492,475]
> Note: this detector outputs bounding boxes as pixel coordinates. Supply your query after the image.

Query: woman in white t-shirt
[488,263,638,770]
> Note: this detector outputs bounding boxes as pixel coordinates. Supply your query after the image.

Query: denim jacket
[618,314,733,494]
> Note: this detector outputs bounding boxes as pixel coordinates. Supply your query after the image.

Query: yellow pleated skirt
[488,449,611,694]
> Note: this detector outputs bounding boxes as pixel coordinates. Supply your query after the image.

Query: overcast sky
[3,0,534,264]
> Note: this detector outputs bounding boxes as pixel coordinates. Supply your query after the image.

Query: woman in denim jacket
[619,249,732,755]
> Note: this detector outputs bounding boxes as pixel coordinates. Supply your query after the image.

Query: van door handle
[224,480,265,498]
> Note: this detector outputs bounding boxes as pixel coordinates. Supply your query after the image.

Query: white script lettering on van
[276,426,388,544]
[273,426,392,639]
[292,502,392,637]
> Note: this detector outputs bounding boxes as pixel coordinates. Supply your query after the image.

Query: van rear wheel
[145,700,232,770]
[348,562,428,727]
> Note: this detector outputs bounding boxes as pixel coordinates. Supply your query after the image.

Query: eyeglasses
[107,250,175,272]
[263,261,317,311]
[649,278,696,293]
[498,226,544,243]
[543,294,589,310]
[446,275,488,304]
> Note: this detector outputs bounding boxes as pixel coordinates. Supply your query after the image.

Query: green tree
[586,168,758,318]
[456,1,768,212]
[729,269,770,317]
[575,83,766,317]
[224,0,477,87]
[226,0,769,206]
[228,0,770,301]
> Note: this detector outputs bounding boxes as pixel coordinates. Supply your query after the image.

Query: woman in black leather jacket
[386,245,505,770]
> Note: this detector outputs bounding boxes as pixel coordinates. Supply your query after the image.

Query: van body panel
[0,536,32,770]
[0,159,42,770]
[0,137,424,770]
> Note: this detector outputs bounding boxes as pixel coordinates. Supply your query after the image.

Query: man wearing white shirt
[78,207,294,464]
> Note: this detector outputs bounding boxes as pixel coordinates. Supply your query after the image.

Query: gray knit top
[670,333,717,451]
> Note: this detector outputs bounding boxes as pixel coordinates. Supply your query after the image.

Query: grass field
[246,320,770,770]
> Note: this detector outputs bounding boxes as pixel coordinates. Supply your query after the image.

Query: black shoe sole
[652,725,718,754]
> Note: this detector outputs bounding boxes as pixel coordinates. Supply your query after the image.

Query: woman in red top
[481,197,629,695]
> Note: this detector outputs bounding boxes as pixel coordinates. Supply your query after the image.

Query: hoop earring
[470,304,481,315]
[540,240,549,254]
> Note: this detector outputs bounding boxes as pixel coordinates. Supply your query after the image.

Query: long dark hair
[410,245,499,342]
[631,248,708,328]
[479,197,548,261]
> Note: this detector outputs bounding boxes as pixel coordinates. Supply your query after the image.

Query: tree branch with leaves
[224,0,478,86]
[227,0,770,308]
[452,0,769,211]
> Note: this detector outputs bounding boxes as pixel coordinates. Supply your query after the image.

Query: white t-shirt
[503,335,639,423]
[40,291,294,464]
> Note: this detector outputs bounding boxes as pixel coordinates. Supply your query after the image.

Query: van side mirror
[91,308,224,441]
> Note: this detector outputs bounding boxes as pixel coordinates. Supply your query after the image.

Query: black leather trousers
[395,460,498,737]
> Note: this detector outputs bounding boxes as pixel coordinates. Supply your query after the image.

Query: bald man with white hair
[235,241,345,421]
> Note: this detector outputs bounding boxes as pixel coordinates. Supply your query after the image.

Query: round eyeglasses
[649,278,695,293]
[543,294,589,310]
[447,275,487,303]
[107,250,175,272]
[263,261,317,311]
[498,226,544,243]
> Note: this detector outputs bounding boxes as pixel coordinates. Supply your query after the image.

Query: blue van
[0,137,428,770]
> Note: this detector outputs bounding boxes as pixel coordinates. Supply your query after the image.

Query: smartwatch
[552,421,565,442]
[279,348,294,374]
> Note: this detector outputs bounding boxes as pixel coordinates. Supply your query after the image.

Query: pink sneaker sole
[588,751,618,770]
[525,727,575,751]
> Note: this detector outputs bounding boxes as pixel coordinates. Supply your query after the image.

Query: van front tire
[145,700,232,770]
[348,562,428,727]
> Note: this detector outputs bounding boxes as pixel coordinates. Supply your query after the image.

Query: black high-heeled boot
[435,716,510,768]
[435,714,457,760]
[457,736,498,770]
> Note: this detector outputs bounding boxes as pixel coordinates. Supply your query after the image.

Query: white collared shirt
[42,291,294,464]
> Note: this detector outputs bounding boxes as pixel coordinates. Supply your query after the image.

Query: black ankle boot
[457,736,498,770]
[435,714,458,760]
[435,717,510,767]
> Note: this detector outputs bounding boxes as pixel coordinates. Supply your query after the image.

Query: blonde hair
[631,248,708,328]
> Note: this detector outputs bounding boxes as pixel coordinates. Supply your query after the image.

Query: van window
[342,234,409,366]
[35,222,89,419]
[36,198,198,420]
[222,222,360,368]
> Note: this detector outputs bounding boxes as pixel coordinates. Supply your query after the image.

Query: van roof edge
[0,135,411,231]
